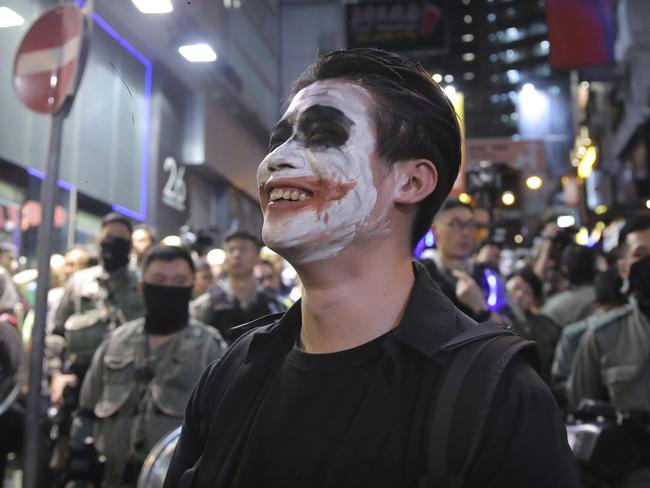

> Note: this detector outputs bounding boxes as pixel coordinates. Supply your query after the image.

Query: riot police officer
[68,245,226,488]
[50,213,145,403]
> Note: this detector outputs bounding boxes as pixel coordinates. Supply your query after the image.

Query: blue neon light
[27,167,74,192]
[425,230,435,247]
[485,270,498,309]
[73,0,151,221]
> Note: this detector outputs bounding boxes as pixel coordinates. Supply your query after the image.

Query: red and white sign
[465,138,546,172]
[13,3,86,114]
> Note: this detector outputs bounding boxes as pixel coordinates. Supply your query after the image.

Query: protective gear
[73,318,225,487]
[629,256,650,316]
[100,237,131,273]
[142,284,192,335]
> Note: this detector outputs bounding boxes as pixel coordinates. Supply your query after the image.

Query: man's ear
[393,159,438,205]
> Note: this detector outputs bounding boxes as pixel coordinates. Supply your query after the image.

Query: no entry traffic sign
[13,3,89,114]
[13,4,92,487]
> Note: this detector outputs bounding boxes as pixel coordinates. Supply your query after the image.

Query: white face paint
[257,80,393,265]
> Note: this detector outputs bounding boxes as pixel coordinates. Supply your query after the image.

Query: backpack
[64,297,125,374]
[191,318,539,487]
[419,322,540,487]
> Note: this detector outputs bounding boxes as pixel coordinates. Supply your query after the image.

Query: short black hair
[134,224,157,242]
[477,237,500,253]
[561,244,597,285]
[224,230,262,250]
[437,197,473,216]
[259,259,274,269]
[619,213,650,247]
[594,269,626,307]
[142,245,195,275]
[101,212,133,235]
[508,266,543,302]
[193,257,211,272]
[292,48,462,249]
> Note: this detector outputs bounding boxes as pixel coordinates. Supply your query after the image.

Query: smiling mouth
[261,177,356,218]
[269,187,313,202]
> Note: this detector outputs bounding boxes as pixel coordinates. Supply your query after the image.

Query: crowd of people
[0,47,649,488]
[0,214,294,487]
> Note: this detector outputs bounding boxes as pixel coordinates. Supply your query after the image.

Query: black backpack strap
[423,323,539,488]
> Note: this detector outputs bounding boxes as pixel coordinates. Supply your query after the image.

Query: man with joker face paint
[163,49,580,488]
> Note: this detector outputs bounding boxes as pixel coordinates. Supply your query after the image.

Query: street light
[162,235,182,247]
[557,215,575,228]
[577,146,597,179]
[206,248,226,266]
[646,199,650,209]
[501,191,515,206]
[0,7,24,27]
[179,43,218,63]
[459,192,472,204]
[131,0,173,14]
[443,85,457,98]
[594,204,608,215]
[525,175,543,190]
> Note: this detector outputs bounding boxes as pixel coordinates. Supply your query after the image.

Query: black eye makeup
[297,105,353,148]
[269,119,293,151]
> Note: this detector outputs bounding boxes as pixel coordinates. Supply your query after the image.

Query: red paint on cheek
[259,176,356,223]
[312,178,356,223]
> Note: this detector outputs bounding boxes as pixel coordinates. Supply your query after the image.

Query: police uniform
[569,300,650,410]
[73,318,226,488]
[190,282,289,344]
[51,265,145,375]
[540,284,596,328]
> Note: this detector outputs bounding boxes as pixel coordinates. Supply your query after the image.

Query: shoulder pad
[591,304,633,331]
[562,317,592,336]
[108,318,143,339]
[187,319,224,339]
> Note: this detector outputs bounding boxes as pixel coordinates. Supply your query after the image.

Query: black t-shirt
[229,332,404,487]
[164,264,581,488]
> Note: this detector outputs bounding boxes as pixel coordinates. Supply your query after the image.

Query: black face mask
[142,283,192,335]
[629,255,650,317]
[100,236,131,272]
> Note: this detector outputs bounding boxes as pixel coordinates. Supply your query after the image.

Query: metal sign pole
[23,110,65,488]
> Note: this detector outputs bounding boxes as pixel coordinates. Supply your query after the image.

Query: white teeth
[268,188,310,202]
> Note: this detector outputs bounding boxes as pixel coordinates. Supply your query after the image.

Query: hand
[51,372,77,405]
[452,270,486,314]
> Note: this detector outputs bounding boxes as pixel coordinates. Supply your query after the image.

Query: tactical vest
[63,266,144,374]
[91,319,224,487]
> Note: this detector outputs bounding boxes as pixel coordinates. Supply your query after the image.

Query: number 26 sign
[162,157,187,212]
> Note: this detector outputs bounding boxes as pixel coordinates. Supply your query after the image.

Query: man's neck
[296,241,415,354]
[227,273,258,303]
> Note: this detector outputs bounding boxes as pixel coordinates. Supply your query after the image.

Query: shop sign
[346,0,447,53]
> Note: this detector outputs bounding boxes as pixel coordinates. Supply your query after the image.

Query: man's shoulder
[541,290,570,310]
[106,318,143,341]
[588,304,634,340]
[186,319,227,343]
